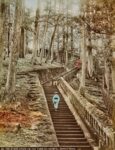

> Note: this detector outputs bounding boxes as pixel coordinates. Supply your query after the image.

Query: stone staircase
[43,85,93,149]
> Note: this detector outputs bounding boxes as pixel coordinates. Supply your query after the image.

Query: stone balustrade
[57,77,115,150]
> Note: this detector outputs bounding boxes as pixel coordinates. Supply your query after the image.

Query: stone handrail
[42,67,78,85]
[62,67,79,82]
[57,77,115,150]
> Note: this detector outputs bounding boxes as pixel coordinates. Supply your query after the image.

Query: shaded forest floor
[17,54,63,72]
[0,55,59,147]
[69,72,113,128]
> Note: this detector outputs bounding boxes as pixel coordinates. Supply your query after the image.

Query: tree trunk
[112,51,115,93]
[71,25,74,59]
[6,46,17,97]
[57,26,59,50]
[47,23,58,63]
[32,31,38,64]
[7,4,11,57]
[112,67,115,92]
[0,0,4,62]
[112,101,115,130]
[45,16,60,63]
[32,8,39,65]
[0,0,6,89]
[37,36,40,57]
[25,30,28,55]
[39,10,50,64]
[104,60,110,92]
[19,27,25,58]
[71,26,73,51]
[39,48,44,64]
[65,25,69,66]
[62,24,65,64]
[87,49,94,77]
[87,30,94,78]
[56,25,60,63]
[5,0,22,101]
[7,25,11,57]
[80,25,86,88]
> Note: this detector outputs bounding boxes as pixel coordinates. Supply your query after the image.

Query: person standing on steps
[52,92,60,111]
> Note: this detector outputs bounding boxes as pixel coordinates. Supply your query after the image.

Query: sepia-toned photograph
[0,0,115,149]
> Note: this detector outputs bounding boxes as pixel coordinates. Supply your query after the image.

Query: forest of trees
[0,0,115,141]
